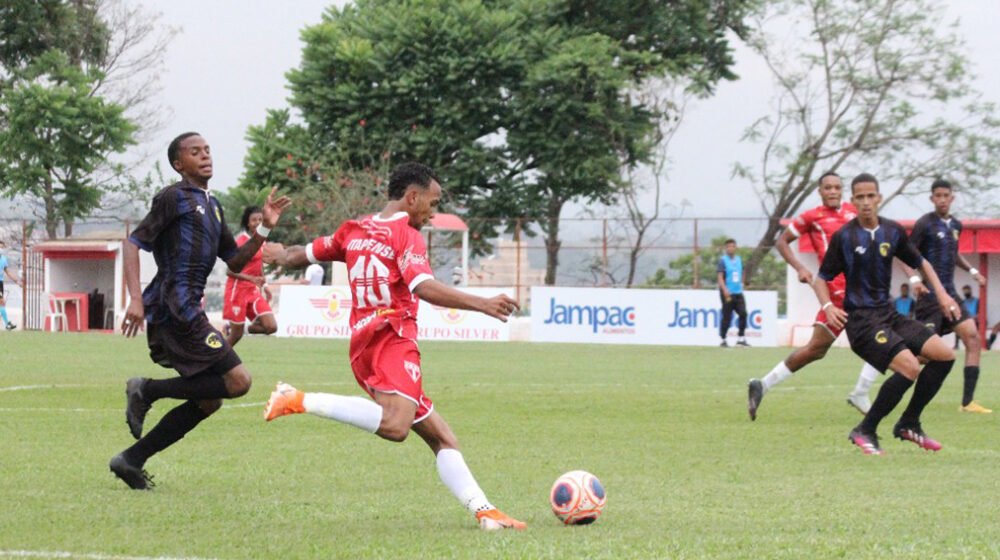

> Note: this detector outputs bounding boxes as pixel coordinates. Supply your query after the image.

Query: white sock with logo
[302,393,383,433]
[760,361,793,394]
[436,448,494,514]
[851,363,880,396]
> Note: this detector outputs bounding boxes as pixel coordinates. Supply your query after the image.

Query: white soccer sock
[436,448,494,514]
[760,361,793,394]
[302,393,383,433]
[851,363,880,396]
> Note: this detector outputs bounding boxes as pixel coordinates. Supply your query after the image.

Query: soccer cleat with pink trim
[476,508,527,531]
[892,422,942,451]
[848,427,884,455]
[264,382,305,421]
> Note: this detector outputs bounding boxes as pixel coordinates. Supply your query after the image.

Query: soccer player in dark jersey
[898,179,990,413]
[109,132,291,489]
[815,173,959,455]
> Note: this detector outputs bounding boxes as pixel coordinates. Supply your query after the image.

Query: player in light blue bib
[717,238,748,347]
[0,241,24,330]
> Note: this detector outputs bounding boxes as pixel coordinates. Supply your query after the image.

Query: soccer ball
[549,470,606,525]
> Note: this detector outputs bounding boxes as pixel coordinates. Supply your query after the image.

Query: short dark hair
[724,238,736,245]
[963,284,972,291]
[900,283,909,290]
[387,162,439,200]
[167,132,201,169]
[931,178,953,192]
[851,173,879,193]
[240,205,262,232]
[817,171,840,185]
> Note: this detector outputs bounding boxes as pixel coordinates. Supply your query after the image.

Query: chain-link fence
[1,215,786,330]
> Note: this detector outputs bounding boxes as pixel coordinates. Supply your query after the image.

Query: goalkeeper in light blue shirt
[0,240,23,330]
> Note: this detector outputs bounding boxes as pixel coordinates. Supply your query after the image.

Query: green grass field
[1,331,999,559]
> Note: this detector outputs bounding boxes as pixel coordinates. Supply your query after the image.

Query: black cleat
[5,322,15,330]
[109,453,154,490]
[736,340,750,347]
[892,421,942,451]
[125,377,151,440]
[747,378,763,421]
[720,340,729,347]
[848,427,884,455]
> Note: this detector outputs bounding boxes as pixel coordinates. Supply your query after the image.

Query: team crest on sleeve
[205,332,223,349]
[878,242,890,257]
[953,230,959,240]
[214,204,222,223]
[403,360,422,382]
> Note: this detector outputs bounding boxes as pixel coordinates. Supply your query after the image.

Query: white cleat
[846,393,871,415]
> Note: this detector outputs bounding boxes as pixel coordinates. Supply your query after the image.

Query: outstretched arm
[226,187,291,273]
[920,260,961,323]
[262,243,311,270]
[5,266,22,287]
[121,240,144,338]
[956,253,986,286]
[413,279,518,322]
[775,228,813,284]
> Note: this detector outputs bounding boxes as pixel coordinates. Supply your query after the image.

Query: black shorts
[845,306,934,373]
[914,291,972,336]
[0,280,5,298]
[146,312,241,378]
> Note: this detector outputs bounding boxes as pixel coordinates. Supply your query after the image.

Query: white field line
[0,550,228,560]
[0,384,86,392]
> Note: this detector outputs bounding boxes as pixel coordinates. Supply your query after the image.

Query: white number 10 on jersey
[349,255,392,307]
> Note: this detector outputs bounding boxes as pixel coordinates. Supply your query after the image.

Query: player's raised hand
[480,294,520,322]
[121,298,144,338]
[261,242,286,266]
[939,294,962,323]
[261,186,292,228]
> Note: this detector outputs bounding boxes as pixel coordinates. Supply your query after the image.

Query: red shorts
[222,287,272,325]
[815,280,846,337]
[350,325,433,423]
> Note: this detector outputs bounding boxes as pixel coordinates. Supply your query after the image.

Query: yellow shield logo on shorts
[874,330,887,344]
[879,242,890,257]
[205,332,223,349]
[926,323,936,330]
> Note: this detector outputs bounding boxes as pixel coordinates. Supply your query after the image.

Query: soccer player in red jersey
[222,206,276,347]
[747,172,882,420]
[261,162,527,531]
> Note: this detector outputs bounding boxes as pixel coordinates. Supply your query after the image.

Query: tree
[0,0,174,234]
[276,0,751,284]
[733,0,1000,283]
[0,50,135,238]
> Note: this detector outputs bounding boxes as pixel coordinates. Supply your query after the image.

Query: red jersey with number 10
[789,202,857,262]
[308,212,434,345]
[224,232,264,294]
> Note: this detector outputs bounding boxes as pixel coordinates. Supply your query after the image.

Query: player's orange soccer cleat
[264,382,306,421]
[476,508,527,531]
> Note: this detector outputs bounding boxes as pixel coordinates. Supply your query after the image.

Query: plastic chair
[42,292,69,332]
[104,307,115,330]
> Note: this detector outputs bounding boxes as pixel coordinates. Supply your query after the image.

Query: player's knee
[225,369,252,397]
[263,323,277,335]
[963,332,980,353]
[197,398,223,415]
[378,423,411,443]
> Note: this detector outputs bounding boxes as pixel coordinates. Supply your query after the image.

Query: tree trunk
[626,227,645,288]
[543,198,564,286]
[63,220,73,237]
[44,172,58,239]
[743,216,782,286]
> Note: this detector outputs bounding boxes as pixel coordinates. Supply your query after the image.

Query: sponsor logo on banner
[542,298,636,334]
[309,288,352,322]
[531,287,777,346]
[429,304,467,324]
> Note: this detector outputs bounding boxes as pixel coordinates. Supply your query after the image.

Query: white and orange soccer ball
[549,470,606,525]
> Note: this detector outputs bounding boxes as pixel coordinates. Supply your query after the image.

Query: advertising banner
[276,285,513,342]
[530,287,778,346]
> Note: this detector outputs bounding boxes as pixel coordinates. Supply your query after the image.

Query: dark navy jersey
[818,217,923,310]
[910,212,961,296]
[129,180,238,324]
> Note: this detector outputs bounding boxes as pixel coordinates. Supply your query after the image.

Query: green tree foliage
[0,50,135,238]
[733,0,1000,283]
[238,0,750,284]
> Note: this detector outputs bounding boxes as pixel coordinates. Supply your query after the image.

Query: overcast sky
[133,0,1000,223]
